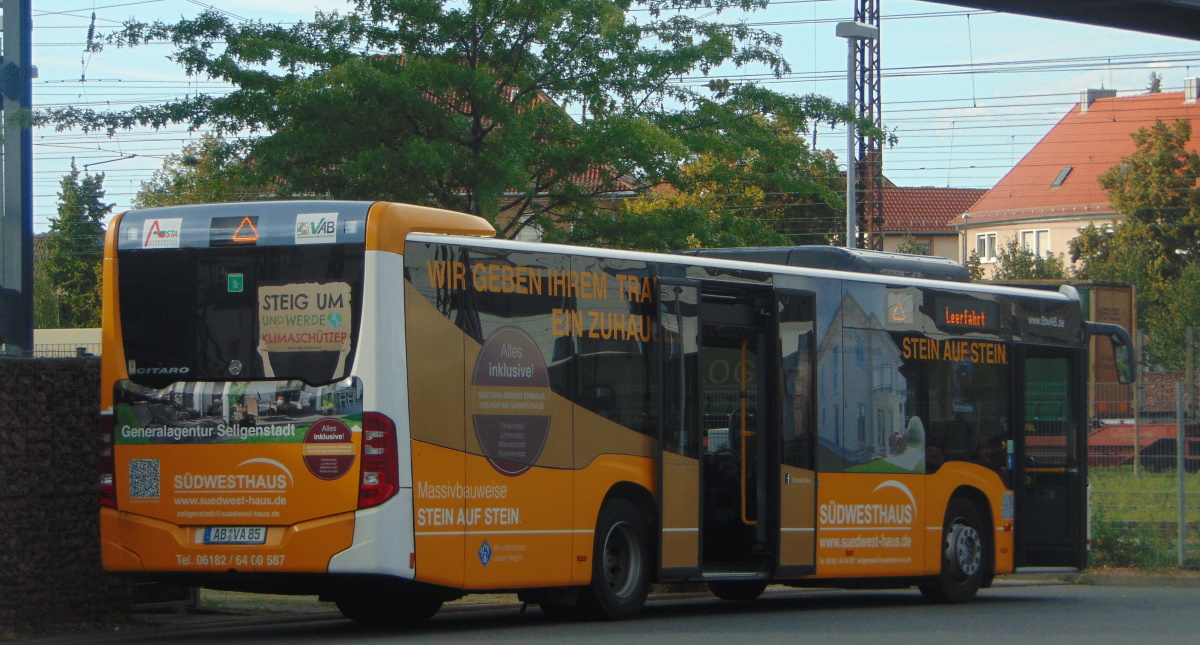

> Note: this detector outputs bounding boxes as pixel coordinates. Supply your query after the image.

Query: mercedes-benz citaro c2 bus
[98,201,1133,625]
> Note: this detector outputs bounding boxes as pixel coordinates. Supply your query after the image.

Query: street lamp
[960,213,970,266]
[836,21,878,249]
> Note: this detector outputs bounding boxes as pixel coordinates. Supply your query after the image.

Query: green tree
[1153,261,1200,368]
[32,234,60,328]
[42,0,867,239]
[43,161,113,328]
[1095,119,1200,282]
[964,251,984,282]
[548,115,845,251]
[135,134,269,208]
[896,234,931,256]
[1072,118,1200,369]
[993,238,1068,280]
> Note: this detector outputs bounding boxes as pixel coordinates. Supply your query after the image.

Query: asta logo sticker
[142,218,183,249]
[295,212,338,245]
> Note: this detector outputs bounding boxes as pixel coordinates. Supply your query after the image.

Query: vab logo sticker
[142,218,183,249]
[295,212,338,245]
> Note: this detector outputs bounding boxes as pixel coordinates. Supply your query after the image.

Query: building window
[1020,229,1051,257]
[513,215,543,243]
[975,232,997,262]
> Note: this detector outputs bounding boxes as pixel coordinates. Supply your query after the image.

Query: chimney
[1080,88,1117,112]
[1186,78,1199,104]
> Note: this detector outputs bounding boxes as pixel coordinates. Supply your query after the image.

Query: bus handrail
[740,338,757,527]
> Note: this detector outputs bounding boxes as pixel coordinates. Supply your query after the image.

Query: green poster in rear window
[258,282,353,377]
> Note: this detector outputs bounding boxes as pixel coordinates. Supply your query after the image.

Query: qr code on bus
[129,459,160,499]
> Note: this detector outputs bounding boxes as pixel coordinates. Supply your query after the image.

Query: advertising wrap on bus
[97,201,1127,623]
[112,378,364,526]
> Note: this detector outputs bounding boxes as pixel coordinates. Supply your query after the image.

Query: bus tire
[578,498,651,620]
[335,588,443,626]
[919,497,987,604]
[708,579,768,601]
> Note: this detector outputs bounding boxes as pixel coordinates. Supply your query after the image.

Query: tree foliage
[42,161,113,328]
[1147,72,1163,93]
[135,134,269,208]
[896,234,930,256]
[1094,119,1200,282]
[1072,118,1200,369]
[992,238,1067,280]
[32,235,59,329]
[547,114,844,251]
[41,0,872,240]
[964,251,984,281]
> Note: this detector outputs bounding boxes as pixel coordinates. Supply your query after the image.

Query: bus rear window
[117,244,365,387]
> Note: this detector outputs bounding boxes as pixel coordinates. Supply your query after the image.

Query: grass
[1089,467,1200,568]
[1090,467,1200,522]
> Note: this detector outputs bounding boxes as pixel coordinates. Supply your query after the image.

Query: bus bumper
[100,507,355,573]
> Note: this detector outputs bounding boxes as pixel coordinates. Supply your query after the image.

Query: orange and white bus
[98,201,1132,623]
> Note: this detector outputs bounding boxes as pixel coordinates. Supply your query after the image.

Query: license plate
[203,526,267,545]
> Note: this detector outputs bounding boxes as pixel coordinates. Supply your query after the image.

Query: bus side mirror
[1085,322,1135,385]
[1109,333,1134,385]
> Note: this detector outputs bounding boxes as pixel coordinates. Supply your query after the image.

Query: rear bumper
[100,507,356,574]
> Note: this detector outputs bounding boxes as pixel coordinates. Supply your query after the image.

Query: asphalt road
[39,580,1200,645]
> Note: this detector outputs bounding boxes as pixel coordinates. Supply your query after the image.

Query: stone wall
[0,358,132,634]
[1143,371,1200,416]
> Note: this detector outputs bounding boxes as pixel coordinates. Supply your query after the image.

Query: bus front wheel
[578,497,652,620]
[919,497,988,604]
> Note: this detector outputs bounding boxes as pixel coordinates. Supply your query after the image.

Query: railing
[1089,380,1200,568]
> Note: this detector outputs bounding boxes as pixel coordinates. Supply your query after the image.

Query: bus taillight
[99,415,117,509]
[359,412,398,509]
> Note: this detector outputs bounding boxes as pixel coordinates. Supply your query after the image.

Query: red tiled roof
[958,91,1200,225]
[880,186,986,233]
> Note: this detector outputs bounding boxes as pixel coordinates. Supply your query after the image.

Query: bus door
[656,283,816,578]
[775,290,817,577]
[658,280,702,578]
[696,284,776,574]
[1014,345,1087,568]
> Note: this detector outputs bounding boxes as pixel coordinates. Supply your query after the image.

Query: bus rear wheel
[919,497,988,604]
[578,498,652,620]
[708,579,768,601]
[335,585,443,626]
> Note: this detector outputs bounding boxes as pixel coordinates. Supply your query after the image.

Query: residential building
[952,85,1200,277]
[878,182,986,261]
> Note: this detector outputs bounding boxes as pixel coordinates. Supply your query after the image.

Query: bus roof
[405,233,1076,303]
[677,246,971,283]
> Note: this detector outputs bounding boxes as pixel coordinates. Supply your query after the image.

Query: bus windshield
[116,213,366,388]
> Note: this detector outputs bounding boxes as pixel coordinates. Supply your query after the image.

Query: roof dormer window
[1051,166,1073,188]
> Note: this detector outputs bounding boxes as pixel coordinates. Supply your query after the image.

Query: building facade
[954,85,1200,277]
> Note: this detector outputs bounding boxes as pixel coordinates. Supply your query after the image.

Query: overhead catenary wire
[27,0,1200,225]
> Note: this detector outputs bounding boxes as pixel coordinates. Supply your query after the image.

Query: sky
[32,0,1200,232]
